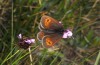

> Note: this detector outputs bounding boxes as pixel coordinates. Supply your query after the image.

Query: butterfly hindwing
[37,31,52,41]
[37,31,46,41]
[42,33,62,48]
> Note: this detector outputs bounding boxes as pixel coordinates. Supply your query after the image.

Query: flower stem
[28,47,33,65]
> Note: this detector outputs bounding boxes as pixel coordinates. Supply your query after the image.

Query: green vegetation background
[0,0,100,65]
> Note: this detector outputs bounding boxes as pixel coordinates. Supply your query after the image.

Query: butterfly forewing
[39,20,58,34]
[40,15,63,30]
[38,23,44,31]
[42,34,62,48]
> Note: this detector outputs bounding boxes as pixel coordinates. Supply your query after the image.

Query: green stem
[94,50,100,65]
[29,47,33,65]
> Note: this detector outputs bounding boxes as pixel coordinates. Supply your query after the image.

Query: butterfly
[37,15,72,48]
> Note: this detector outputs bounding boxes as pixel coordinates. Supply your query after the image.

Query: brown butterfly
[37,15,72,48]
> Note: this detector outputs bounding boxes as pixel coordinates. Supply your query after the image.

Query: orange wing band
[46,37,53,46]
[44,18,51,28]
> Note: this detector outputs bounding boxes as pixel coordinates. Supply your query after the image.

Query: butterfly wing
[38,21,56,34]
[37,31,45,41]
[42,33,62,48]
[40,15,63,30]
[38,23,45,31]
[37,31,51,41]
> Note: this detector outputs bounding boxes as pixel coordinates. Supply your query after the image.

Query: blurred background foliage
[0,0,100,65]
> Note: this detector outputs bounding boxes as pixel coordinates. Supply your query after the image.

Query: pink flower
[25,39,35,44]
[17,34,35,49]
[62,29,73,38]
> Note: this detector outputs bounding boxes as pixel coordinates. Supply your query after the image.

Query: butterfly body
[37,15,72,48]
[42,28,64,34]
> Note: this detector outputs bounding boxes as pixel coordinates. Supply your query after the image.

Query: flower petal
[25,39,35,44]
[62,30,73,38]
[18,34,22,39]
